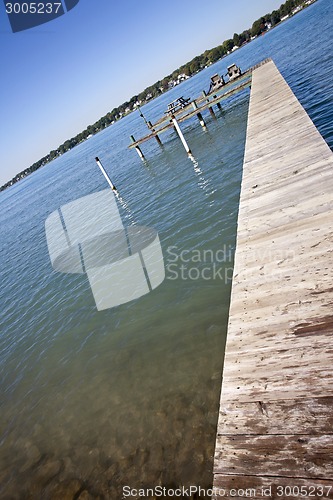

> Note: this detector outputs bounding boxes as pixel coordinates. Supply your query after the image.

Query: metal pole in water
[95,157,117,192]
[130,135,145,160]
[192,101,206,127]
[171,115,192,156]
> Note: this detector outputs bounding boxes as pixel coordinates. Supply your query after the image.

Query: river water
[0,0,332,497]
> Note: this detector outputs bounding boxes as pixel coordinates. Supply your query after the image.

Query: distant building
[177,73,189,82]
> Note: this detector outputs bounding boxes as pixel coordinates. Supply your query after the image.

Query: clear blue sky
[0,0,283,186]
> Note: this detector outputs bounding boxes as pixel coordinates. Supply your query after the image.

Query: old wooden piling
[212,60,333,497]
[137,105,163,146]
[147,122,163,146]
[192,101,206,127]
[202,90,216,119]
[215,99,222,111]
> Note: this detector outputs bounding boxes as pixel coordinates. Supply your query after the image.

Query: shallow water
[0,0,332,497]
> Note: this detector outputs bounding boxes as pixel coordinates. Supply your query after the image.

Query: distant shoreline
[0,0,317,194]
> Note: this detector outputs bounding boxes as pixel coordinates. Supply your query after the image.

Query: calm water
[1,0,332,497]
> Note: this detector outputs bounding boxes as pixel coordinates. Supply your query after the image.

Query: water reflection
[189,154,217,202]
[115,190,136,226]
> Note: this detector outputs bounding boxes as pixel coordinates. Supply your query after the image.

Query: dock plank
[213,476,333,499]
[218,397,333,435]
[213,60,333,491]
[215,434,333,479]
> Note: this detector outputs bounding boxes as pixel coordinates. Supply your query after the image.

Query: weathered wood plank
[214,435,333,479]
[223,312,333,356]
[213,59,333,488]
[212,476,333,499]
[218,397,333,436]
[220,344,333,402]
[222,344,333,378]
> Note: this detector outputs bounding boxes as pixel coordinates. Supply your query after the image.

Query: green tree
[208,47,221,63]
[271,10,281,25]
[223,39,234,52]
[233,33,240,47]
[189,60,199,74]
[161,77,169,90]
[251,18,265,37]
[239,30,250,44]
[285,0,296,14]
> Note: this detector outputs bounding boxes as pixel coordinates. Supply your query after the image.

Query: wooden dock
[128,60,271,153]
[213,60,333,498]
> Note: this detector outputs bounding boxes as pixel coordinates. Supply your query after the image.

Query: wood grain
[213,60,333,490]
[218,397,333,436]
[213,476,333,499]
[214,434,333,478]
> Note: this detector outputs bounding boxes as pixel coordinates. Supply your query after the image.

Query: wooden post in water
[171,115,192,156]
[137,105,150,128]
[95,157,117,192]
[202,90,216,119]
[130,135,145,160]
[213,96,222,111]
[148,121,163,146]
[137,106,162,146]
[192,101,206,127]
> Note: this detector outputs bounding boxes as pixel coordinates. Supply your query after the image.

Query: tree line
[1,0,314,192]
